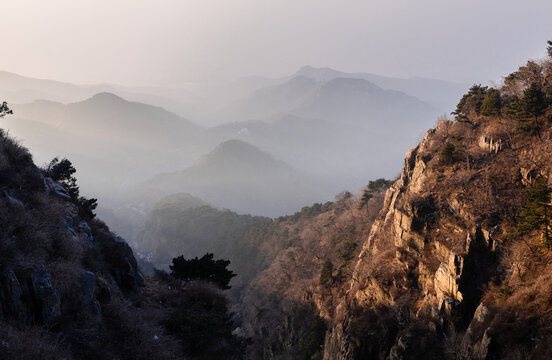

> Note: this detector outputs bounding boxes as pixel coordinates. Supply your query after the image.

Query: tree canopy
[43,157,97,220]
[452,84,488,122]
[0,102,12,118]
[517,175,552,248]
[170,253,236,290]
[481,88,502,116]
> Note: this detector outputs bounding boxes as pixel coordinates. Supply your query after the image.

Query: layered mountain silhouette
[209,76,440,190]
[0,70,203,119]
[6,93,208,199]
[2,67,461,215]
[295,65,467,111]
[136,140,327,217]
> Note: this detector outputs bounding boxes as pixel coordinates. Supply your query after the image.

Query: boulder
[478,136,502,154]
[22,265,61,325]
[79,271,101,317]
[473,327,492,360]
[112,236,145,290]
[0,269,29,323]
[44,178,71,201]
[463,303,490,353]
[3,190,23,209]
[94,276,112,304]
[78,221,94,248]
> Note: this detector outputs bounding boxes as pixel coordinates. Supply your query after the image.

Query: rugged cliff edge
[323,91,552,358]
[239,48,552,360]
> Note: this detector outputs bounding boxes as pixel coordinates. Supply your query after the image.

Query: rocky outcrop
[78,271,102,317]
[44,177,71,201]
[78,221,94,248]
[0,266,61,325]
[3,190,23,209]
[0,269,28,323]
[478,135,502,154]
[112,236,145,290]
[25,265,61,325]
[321,123,503,359]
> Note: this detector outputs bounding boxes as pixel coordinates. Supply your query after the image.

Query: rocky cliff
[322,106,552,357]
[240,49,552,360]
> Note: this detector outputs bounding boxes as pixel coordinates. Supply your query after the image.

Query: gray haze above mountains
[2,1,552,86]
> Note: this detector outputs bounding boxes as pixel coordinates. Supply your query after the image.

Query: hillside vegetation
[222,42,552,359]
[0,121,244,359]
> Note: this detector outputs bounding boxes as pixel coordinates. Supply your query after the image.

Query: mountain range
[6,93,208,200]
[1,67,462,218]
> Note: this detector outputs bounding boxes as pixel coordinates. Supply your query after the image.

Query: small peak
[297,65,317,73]
[214,139,259,152]
[194,139,276,168]
[87,92,127,103]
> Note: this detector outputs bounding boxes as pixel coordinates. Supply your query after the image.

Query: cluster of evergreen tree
[517,175,552,248]
[452,83,548,131]
[451,41,552,135]
[43,157,98,220]
[358,178,394,210]
[0,102,12,118]
[162,253,247,358]
[169,252,236,290]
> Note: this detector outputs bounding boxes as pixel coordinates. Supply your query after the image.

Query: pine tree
[358,190,373,210]
[481,88,502,116]
[504,95,523,119]
[170,253,236,289]
[518,82,547,136]
[44,157,98,219]
[439,142,457,165]
[517,176,552,248]
[522,83,546,119]
[451,84,488,123]
[0,102,12,118]
[319,260,333,288]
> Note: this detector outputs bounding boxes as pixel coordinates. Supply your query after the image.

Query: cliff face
[211,51,552,359]
[237,117,532,359]
[350,125,498,317]
[322,112,552,359]
[240,62,552,357]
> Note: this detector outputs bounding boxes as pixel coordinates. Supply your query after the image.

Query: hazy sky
[2,0,552,86]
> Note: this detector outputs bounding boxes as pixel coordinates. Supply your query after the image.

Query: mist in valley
[1,66,452,253]
[0,0,549,292]
[2,1,552,358]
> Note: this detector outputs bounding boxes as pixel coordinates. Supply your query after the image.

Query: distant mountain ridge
[0,66,466,126]
[212,74,438,124]
[1,67,460,216]
[4,93,210,201]
[295,65,468,111]
[136,139,328,217]
[208,75,440,191]
[0,70,204,119]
